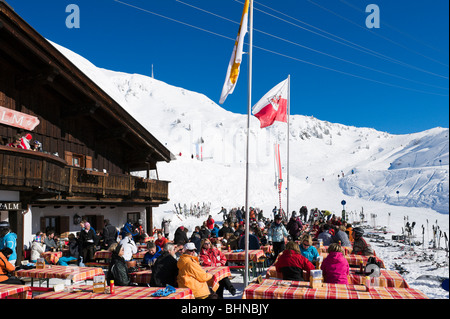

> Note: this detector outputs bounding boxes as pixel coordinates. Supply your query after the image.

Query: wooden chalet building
[0,1,173,262]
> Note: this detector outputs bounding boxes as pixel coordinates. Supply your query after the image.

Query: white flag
[219,0,249,104]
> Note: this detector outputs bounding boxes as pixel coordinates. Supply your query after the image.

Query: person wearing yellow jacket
[0,248,24,285]
[177,242,217,299]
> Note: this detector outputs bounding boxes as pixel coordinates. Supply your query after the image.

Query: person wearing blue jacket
[0,221,17,266]
[142,242,162,267]
[299,234,320,263]
[210,224,220,238]
[268,215,289,260]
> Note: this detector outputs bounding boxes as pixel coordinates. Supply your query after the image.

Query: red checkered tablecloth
[93,250,112,260]
[320,253,385,268]
[318,245,353,255]
[204,266,232,291]
[129,266,232,292]
[94,250,147,260]
[43,251,63,264]
[15,265,104,282]
[130,269,152,284]
[261,245,273,254]
[222,250,265,263]
[243,279,427,299]
[33,285,194,299]
[348,268,409,288]
[0,284,32,299]
[265,266,408,288]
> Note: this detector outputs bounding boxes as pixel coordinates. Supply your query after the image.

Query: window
[72,155,83,167]
[40,216,69,235]
[127,212,140,225]
[65,151,92,169]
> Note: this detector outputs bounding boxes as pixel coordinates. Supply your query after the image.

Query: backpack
[367,256,382,268]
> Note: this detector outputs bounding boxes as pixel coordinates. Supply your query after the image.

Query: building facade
[0,0,173,261]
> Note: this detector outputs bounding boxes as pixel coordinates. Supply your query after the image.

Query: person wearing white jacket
[119,232,137,261]
[30,233,46,263]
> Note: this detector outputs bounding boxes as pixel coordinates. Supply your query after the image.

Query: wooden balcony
[0,145,169,206]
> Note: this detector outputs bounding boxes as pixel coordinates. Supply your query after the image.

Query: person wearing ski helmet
[352,227,374,256]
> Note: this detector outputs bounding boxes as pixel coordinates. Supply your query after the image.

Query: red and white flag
[252,79,288,128]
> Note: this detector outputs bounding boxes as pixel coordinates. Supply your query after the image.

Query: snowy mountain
[49,40,450,299]
[50,40,449,219]
[105,70,449,215]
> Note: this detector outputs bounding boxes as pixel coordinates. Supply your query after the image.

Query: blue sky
[5,0,449,134]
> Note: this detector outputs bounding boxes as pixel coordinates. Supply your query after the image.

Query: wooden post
[146,207,153,236]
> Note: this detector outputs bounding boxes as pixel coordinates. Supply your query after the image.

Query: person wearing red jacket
[155,231,169,249]
[199,239,226,267]
[274,241,315,281]
[321,243,350,284]
[198,239,236,297]
[206,215,215,230]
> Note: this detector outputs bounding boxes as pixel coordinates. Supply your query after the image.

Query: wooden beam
[60,102,100,120]
[96,126,129,141]
[15,67,60,89]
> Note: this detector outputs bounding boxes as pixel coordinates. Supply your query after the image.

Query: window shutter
[85,155,93,169]
[59,216,70,235]
[64,151,73,165]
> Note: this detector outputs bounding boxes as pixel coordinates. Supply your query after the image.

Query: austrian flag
[252,79,288,128]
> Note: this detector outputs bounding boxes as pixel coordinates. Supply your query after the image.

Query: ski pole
[422,225,425,251]
[444,232,448,258]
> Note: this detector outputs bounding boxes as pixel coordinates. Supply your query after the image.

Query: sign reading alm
[0,202,22,211]
[0,106,40,131]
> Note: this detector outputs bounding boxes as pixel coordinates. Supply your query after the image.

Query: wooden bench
[84,262,109,269]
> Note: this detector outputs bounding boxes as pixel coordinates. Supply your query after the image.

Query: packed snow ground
[48,40,449,299]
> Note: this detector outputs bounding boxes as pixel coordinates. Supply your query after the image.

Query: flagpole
[244,0,253,288]
[287,74,290,220]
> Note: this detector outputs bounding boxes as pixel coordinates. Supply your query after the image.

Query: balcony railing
[0,145,169,203]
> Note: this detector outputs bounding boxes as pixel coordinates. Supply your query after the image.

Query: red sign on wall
[0,106,40,131]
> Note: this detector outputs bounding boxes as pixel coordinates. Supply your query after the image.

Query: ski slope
[50,40,449,299]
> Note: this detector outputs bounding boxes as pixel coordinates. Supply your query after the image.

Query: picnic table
[129,266,232,292]
[204,266,232,292]
[42,251,63,264]
[33,284,194,299]
[320,253,385,268]
[265,266,409,288]
[242,278,428,299]
[222,249,266,278]
[129,268,152,284]
[348,268,409,288]
[317,245,353,255]
[222,249,265,263]
[93,249,148,261]
[0,284,32,299]
[15,265,104,287]
[261,245,273,254]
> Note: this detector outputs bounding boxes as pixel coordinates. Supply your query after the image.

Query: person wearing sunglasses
[299,234,320,263]
[199,239,236,297]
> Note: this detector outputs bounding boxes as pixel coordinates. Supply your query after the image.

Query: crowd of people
[105,215,238,299]
[158,205,376,292]
[2,132,42,151]
[0,204,376,298]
